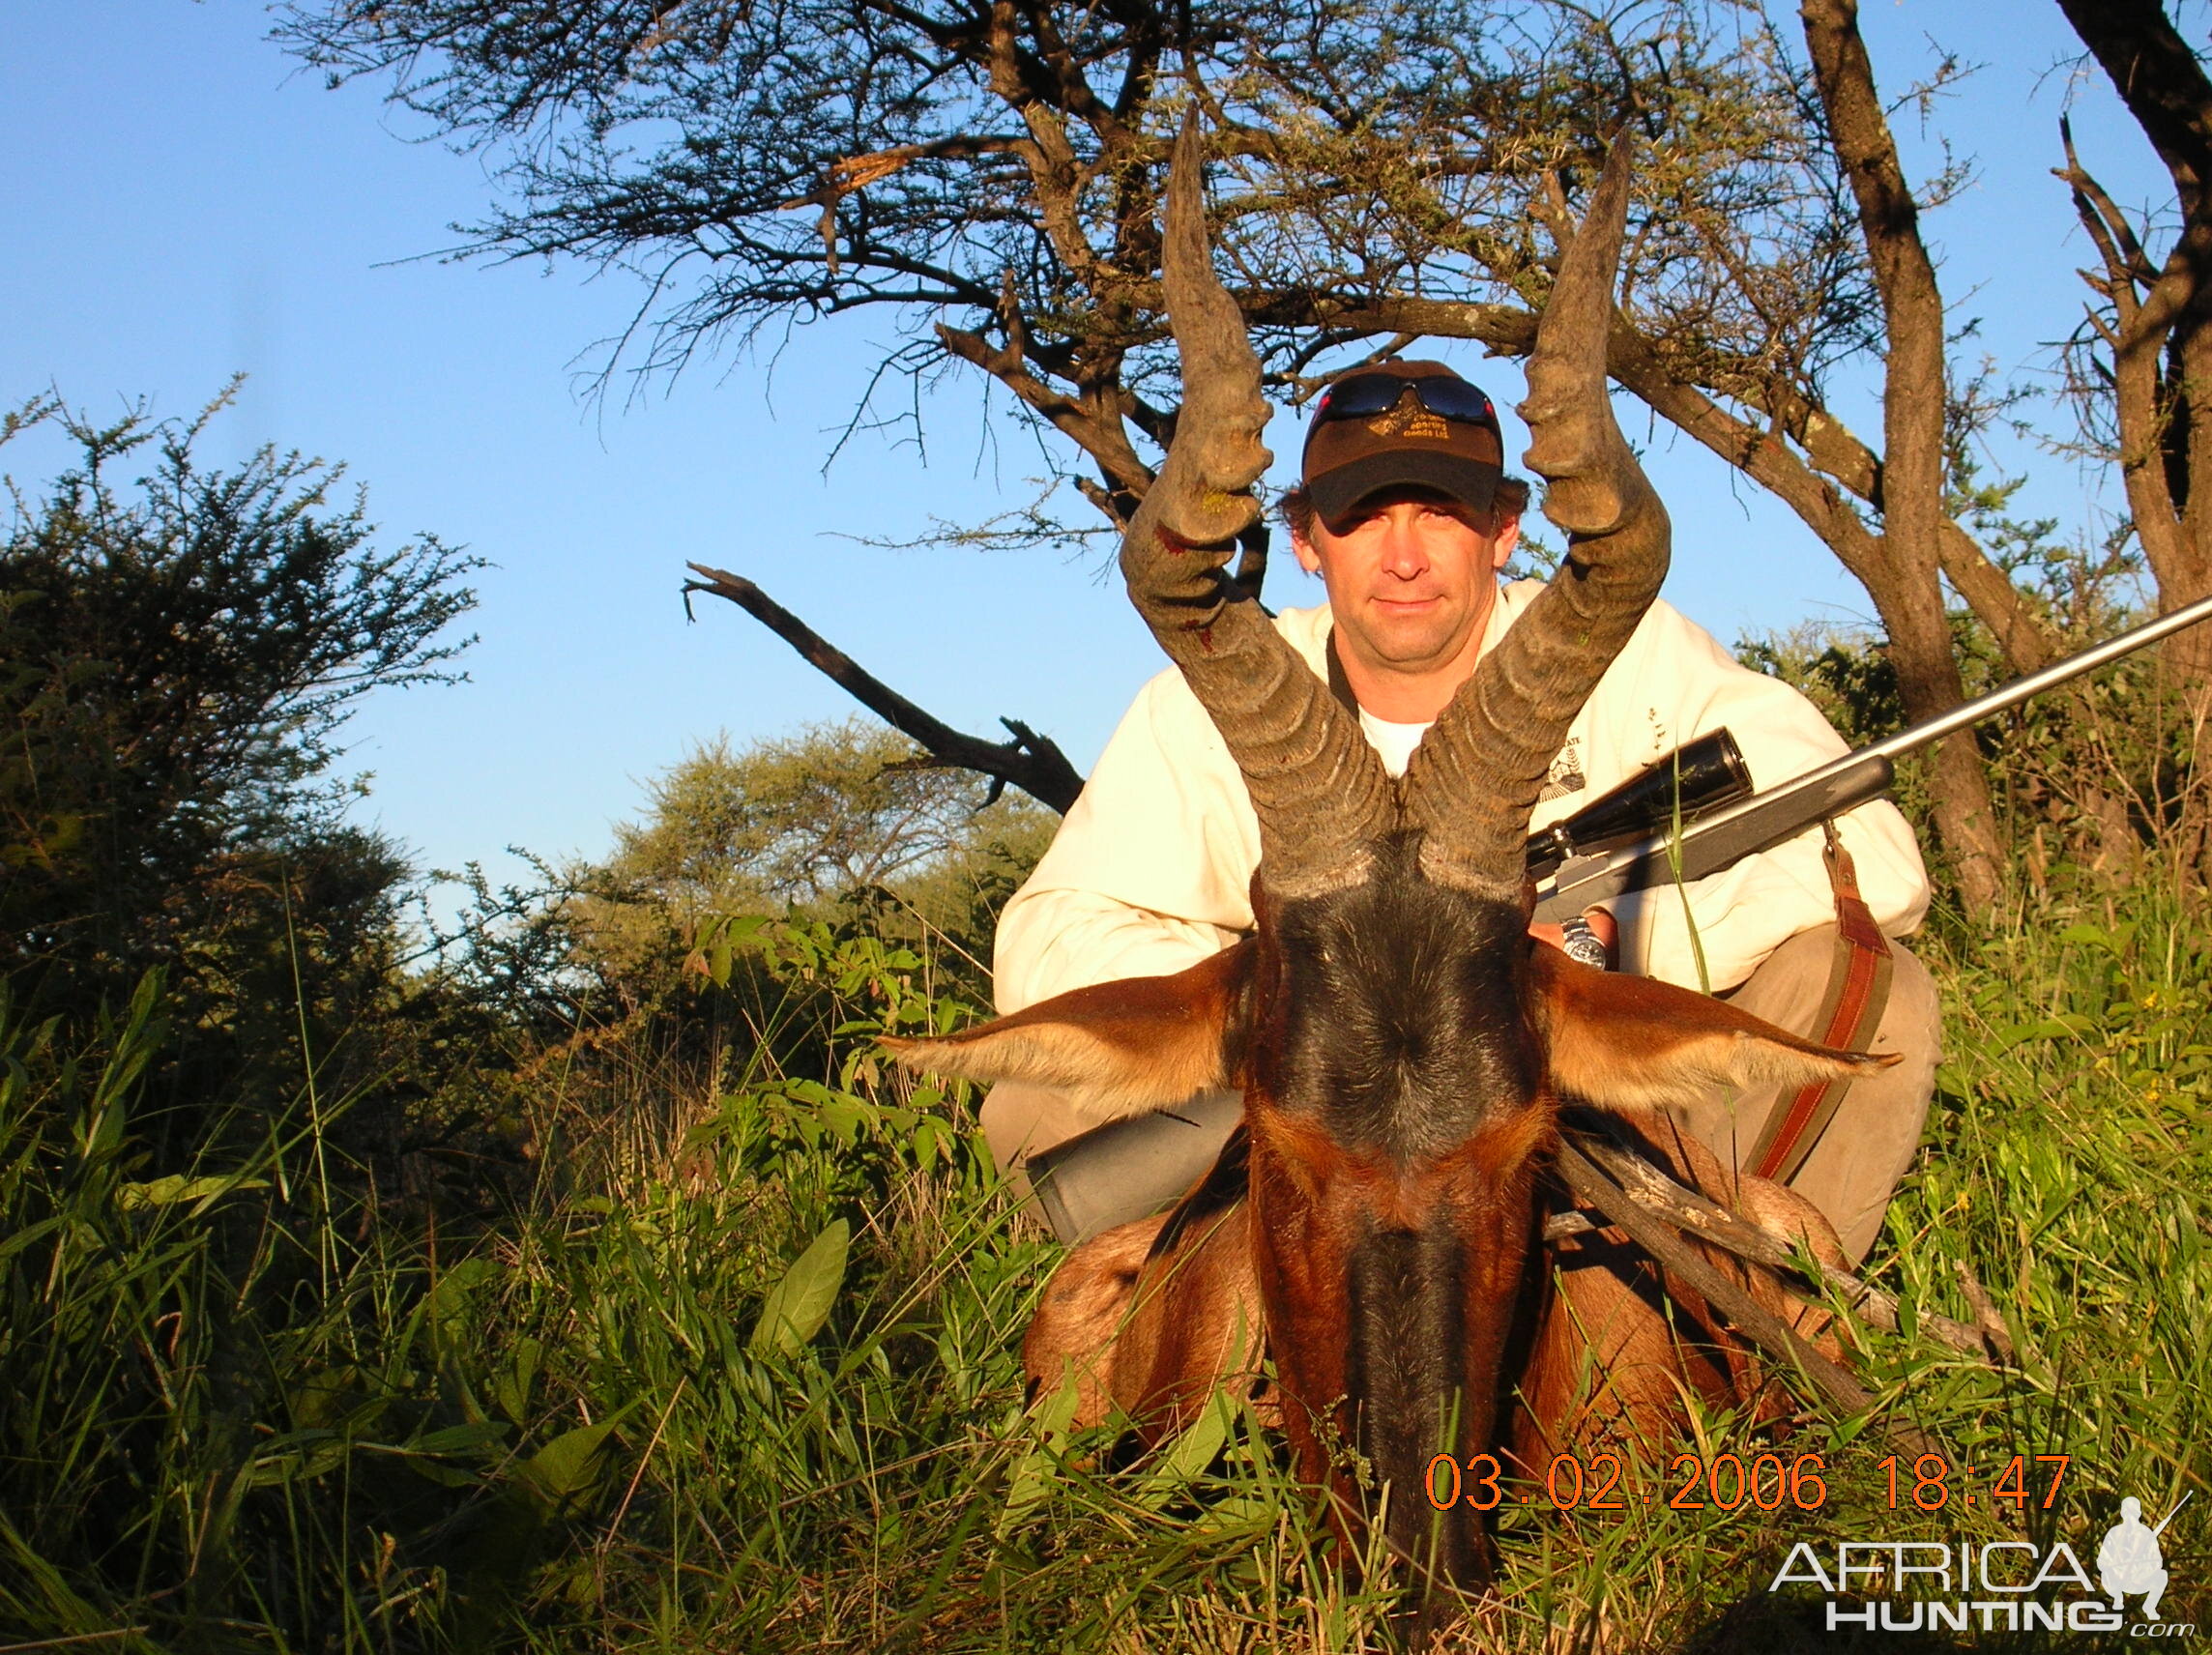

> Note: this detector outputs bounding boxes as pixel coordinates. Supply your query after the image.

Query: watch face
[1561,918,1608,970]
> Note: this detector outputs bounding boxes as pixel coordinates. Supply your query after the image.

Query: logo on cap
[1365,399,1454,442]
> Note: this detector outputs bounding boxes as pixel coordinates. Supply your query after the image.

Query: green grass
[2,886,2207,1651]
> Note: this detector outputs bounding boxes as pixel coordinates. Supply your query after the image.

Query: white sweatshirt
[994,585,1930,1012]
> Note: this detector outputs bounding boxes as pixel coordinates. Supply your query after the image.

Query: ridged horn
[1401,134,1670,897]
[1121,115,1396,899]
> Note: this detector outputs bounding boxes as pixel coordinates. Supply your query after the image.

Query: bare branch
[683,563,1086,812]
[1552,1135,2005,1365]
[936,303,1155,509]
[2058,118,2160,302]
[1554,1137,1939,1456]
[2057,0,2212,216]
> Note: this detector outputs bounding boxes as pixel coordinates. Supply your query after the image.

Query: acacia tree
[281,0,2212,903]
[2055,0,2212,679]
[601,718,1048,914]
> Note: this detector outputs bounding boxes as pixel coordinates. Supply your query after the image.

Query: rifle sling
[1746,822,1893,1183]
[1324,629,1357,713]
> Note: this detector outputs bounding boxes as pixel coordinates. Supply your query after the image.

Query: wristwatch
[1558,913,1609,971]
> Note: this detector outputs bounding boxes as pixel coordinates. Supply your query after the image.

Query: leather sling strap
[1325,630,1359,713]
[1746,822,1894,1183]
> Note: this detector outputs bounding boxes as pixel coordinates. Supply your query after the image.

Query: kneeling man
[989,362,1937,1263]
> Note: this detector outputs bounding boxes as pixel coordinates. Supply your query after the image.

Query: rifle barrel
[1533,593,2212,923]
[1858,594,2212,764]
[2151,1490,2193,1538]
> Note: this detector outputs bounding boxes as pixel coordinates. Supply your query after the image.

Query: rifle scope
[1525,729,1752,878]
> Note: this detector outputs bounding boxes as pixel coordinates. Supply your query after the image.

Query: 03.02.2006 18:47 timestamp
[1423,1452,2072,1515]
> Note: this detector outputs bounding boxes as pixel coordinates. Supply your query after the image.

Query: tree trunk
[1801,0,2005,911]
[2057,0,2212,682]
[1838,537,2002,910]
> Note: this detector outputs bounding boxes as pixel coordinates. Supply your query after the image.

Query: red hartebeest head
[886,125,1890,1603]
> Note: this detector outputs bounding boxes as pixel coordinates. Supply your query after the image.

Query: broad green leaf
[719,915,773,951]
[1994,1014,2096,1051]
[117,1174,269,1211]
[428,1256,502,1344]
[516,1415,626,1519]
[1194,1492,1281,1534]
[245,1434,353,1488]
[286,1366,369,1432]
[2056,922,2113,949]
[1136,1387,1232,1506]
[495,1336,542,1427]
[820,1095,869,1143]
[0,1216,64,1264]
[749,1220,849,1356]
[413,1421,510,1458]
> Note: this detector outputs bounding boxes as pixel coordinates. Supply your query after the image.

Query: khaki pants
[982,925,1939,1263]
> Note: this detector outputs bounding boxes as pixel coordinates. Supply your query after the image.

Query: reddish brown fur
[883,941,1250,1118]
[1026,1118,1848,1463]
[1023,1198,1267,1434]
[1245,1106,1554,1559]
[1110,1197,1266,1427]
[1512,1118,1848,1469]
[1020,1217,1156,1427]
[1530,945,1899,1110]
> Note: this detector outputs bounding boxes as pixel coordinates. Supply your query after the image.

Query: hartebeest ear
[881,940,1253,1118]
[1528,944,1899,1110]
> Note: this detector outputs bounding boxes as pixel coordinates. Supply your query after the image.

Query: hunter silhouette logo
[2100,1493,2188,1624]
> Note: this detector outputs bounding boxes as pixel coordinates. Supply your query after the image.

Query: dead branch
[1545,1136,2005,1366]
[936,312,1154,512]
[684,563,1086,813]
[1952,1258,2018,1362]
[1554,1138,1942,1456]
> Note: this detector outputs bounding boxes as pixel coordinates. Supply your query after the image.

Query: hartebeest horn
[1120,116,1396,899]
[1403,136,1671,896]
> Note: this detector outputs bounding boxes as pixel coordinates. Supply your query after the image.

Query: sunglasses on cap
[1313,372,1498,428]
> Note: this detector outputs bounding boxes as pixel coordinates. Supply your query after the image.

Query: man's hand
[1529,907,1616,969]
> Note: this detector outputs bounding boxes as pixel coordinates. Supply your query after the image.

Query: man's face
[1291,486,1521,683]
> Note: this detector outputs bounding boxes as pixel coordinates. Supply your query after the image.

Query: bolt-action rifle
[1531,594,2212,923]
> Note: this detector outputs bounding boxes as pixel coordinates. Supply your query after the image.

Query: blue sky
[0,2,2172,892]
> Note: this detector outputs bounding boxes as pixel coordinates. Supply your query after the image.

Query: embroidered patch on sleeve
[1538,748,1586,802]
